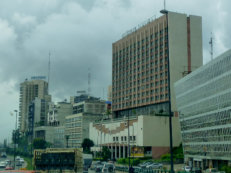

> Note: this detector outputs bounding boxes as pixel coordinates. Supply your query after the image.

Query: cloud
[0,0,231,142]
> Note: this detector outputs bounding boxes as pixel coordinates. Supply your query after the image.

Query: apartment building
[112,11,203,117]
[175,49,231,169]
[19,77,51,133]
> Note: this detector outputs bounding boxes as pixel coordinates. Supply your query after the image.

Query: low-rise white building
[89,115,181,159]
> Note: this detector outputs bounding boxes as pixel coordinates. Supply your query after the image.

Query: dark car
[95,164,104,173]
[83,165,89,173]
[102,163,114,173]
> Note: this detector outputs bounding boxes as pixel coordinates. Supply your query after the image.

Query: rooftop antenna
[164,0,166,10]
[88,68,91,96]
[209,32,213,60]
[48,52,51,93]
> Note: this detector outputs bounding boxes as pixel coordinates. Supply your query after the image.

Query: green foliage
[102,146,111,161]
[33,138,48,149]
[81,138,94,154]
[220,165,231,173]
[116,158,140,166]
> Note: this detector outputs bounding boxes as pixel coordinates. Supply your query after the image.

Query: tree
[102,146,111,161]
[81,138,94,153]
[33,138,48,149]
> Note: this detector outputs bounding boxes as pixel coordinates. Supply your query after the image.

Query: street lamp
[124,97,133,173]
[13,110,18,169]
[160,9,174,173]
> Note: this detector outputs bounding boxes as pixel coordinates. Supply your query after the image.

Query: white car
[0,161,6,168]
[19,158,24,164]
[184,166,192,172]
[102,163,115,173]
[146,163,163,169]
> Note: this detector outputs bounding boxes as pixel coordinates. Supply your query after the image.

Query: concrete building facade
[112,11,203,117]
[65,113,103,148]
[175,49,231,169]
[19,78,51,133]
[89,115,181,159]
[47,102,73,126]
[73,100,106,115]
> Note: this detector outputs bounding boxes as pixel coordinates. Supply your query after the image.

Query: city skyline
[0,0,231,142]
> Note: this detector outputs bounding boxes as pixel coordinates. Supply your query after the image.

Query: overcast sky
[0,0,230,142]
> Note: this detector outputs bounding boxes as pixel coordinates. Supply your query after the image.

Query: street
[0,155,27,171]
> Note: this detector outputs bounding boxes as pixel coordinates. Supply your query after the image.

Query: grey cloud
[0,0,231,142]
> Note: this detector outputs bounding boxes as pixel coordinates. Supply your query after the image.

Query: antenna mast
[164,0,166,10]
[88,68,91,96]
[209,32,213,60]
[48,52,51,93]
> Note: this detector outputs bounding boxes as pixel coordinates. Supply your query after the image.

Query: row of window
[113,88,168,100]
[113,136,136,142]
[113,95,168,108]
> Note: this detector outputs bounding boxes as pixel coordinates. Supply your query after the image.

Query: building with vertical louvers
[175,49,231,169]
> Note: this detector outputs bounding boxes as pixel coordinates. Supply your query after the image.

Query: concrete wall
[141,116,181,147]
[189,15,203,67]
[168,12,188,112]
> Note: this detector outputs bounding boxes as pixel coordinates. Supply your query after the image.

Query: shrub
[220,165,231,173]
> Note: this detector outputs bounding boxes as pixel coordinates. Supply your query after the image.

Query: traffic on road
[0,154,26,171]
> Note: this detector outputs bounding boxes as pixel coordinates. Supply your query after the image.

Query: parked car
[5,166,14,170]
[139,161,153,168]
[102,163,115,173]
[146,163,163,169]
[1,152,7,158]
[16,156,21,161]
[20,158,24,164]
[16,161,22,166]
[0,161,6,168]
[95,164,104,173]
[184,166,192,172]
[83,165,89,173]
[90,161,101,170]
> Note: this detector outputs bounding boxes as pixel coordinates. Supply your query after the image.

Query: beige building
[73,100,106,114]
[19,78,51,133]
[47,101,73,126]
[89,115,181,159]
[112,11,203,116]
[65,113,103,148]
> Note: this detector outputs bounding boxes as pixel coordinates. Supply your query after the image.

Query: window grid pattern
[175,50,231,160]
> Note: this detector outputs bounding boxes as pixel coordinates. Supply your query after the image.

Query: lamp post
[13,110,18,169]
[160,9,174,173]
[125,97,133,173]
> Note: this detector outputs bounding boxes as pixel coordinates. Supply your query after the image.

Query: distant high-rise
[19,77,51,133]
[112,11,203,117]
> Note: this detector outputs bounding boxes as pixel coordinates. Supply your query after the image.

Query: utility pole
[14,110,18,169]
[160,9,174,173]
